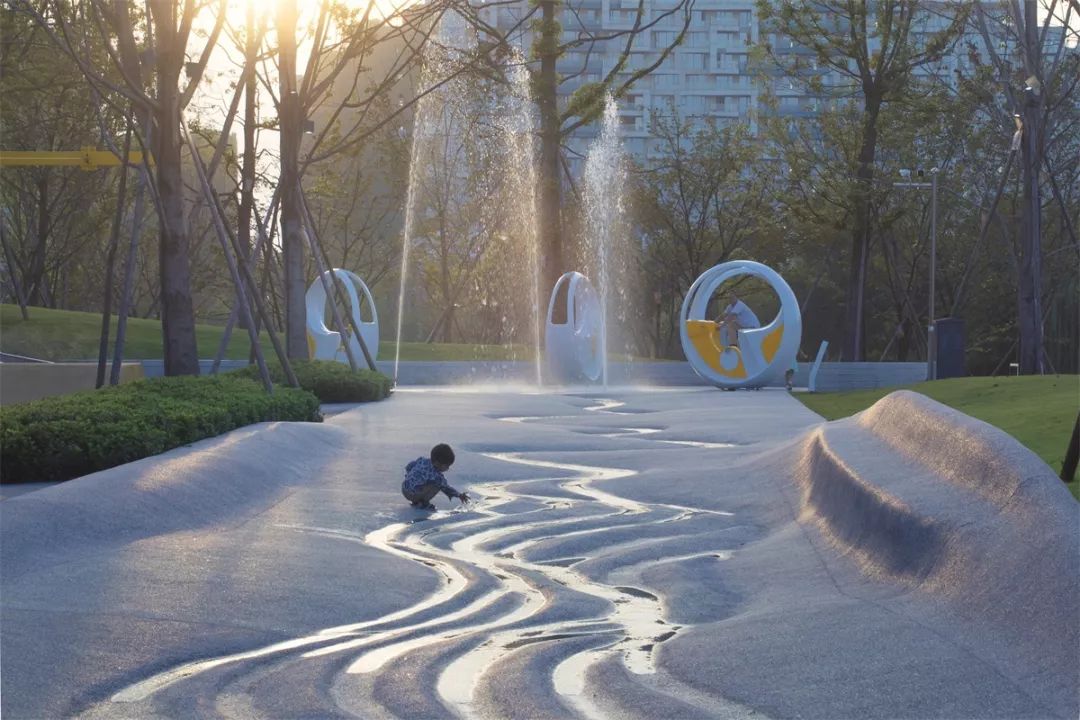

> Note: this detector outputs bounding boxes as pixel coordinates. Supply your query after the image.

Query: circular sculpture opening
[545,271,602,383]
[305,269,379,363]
[679,260,801,389]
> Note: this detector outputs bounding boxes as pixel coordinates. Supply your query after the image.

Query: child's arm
[438,480,469,503]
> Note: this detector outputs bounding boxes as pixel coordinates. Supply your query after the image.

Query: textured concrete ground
[2,386,1076,719]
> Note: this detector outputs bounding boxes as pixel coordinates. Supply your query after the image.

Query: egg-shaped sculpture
[545,271,603,383]
[305,269,379,363]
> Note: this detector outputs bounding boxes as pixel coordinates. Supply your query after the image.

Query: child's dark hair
[431,443,455,467]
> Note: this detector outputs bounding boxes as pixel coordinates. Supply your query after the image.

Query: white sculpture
[305,269,379,363]
[679,260,801,389]
[545,271,603,383]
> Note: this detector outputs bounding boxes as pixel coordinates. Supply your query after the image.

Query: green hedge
[0,375,321,484]
[230,360,393,403]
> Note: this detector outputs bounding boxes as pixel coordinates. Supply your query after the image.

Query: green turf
[0,304,268,361]
[0,304,652,363]
[797,375,1080,496]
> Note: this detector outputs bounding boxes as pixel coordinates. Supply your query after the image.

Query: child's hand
[458,492,471,504]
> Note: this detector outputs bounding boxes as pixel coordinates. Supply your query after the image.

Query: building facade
[477,1,1058,169]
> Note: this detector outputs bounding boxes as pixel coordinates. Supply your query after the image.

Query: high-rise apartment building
[482,0,762,165]
[478,1,1062,168]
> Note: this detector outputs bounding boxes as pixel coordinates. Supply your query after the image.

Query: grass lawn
[0,304,538,362]
[796,375,1080,496]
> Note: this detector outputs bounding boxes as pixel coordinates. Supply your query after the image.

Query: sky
[188,0,419,202]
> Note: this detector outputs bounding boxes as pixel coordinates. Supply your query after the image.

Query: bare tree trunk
[109,0,150,386]
[0,215,30,320]
[151,8,199,376]
[440,235,453,343]
[27,175,49,305]
[97,126,133,388]
[111,167,148,385]
[154,90,200,375]
[536,0,563,304]
[843,98,880,361]
[278,0,307,360]
[238,0,258,333]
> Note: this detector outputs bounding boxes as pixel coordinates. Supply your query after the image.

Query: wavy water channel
[107,399,742,718]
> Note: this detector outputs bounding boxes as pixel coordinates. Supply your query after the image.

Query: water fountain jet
[582,94,629,387]
[393,13,541,387]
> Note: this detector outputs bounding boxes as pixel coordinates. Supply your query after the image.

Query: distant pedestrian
[402,443,470,510]
[715,290,761,348]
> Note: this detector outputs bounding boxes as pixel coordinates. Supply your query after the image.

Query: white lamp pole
[894,167,940,381]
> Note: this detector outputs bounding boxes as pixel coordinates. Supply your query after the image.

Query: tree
[277,0,306,359]
[19,0,229,374]
[964,0,1080,373]
[633,109,772,356]
[0,5,117,311]
[757,0,971,360]
[470,0,693,299]
[268,0,450,359]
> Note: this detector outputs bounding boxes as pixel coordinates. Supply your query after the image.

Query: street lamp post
[894,167,939,381]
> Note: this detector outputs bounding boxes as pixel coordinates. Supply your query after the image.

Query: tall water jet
[491,57,542,385]
[392,14,450,385]
[394,13,541,386]
[583,94,628,387]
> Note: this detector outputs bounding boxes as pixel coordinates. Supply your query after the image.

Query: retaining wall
[138,358,930,392]
[373,360,928,391]
[0,362,144,405]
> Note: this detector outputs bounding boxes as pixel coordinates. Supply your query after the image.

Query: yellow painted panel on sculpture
[685,320,747,378]
[306,331,316,359]
[761,323,784,364]
[686,320,720,369]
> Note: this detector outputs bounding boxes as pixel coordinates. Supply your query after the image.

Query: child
[402,443,470,510]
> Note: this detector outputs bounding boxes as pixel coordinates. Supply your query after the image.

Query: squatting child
[402,443,470,510]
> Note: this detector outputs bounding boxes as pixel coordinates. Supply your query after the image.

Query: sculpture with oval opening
[545,271,603,383]
[680,260,801,388]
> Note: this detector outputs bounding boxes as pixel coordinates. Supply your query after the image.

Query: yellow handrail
[0,146,152,170]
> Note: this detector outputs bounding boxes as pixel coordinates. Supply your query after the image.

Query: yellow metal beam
[0,146,152,170]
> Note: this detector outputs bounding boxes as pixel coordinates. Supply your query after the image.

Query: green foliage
[631,111,777,356]
[529,14,562,59]
[564,82,607,126]
[231,360,392,403]
[0,375,321,484]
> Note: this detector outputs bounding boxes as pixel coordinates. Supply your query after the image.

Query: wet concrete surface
[1,386,1076,719]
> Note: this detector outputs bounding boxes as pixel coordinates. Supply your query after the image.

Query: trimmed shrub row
[0,375,322,484]
[230,360,393,403]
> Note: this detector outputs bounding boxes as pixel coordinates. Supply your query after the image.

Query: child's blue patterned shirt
[402,457,461,498]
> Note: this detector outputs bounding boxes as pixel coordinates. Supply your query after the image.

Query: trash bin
[935,317,966,378]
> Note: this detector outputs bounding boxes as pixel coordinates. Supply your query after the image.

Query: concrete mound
[3,387,1076,718]
[0,420,355,580]
[794,390,1078,716]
